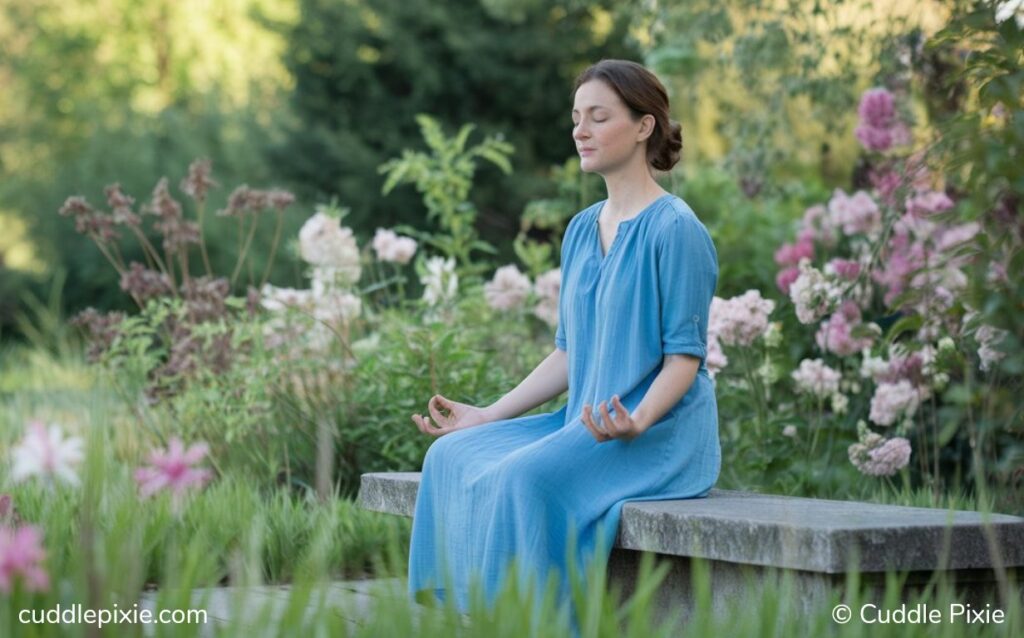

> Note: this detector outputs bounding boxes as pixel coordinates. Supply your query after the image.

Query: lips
[578,148,596,155]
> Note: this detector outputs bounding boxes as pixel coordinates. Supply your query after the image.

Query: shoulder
[571,200,603,228]
[563,200,602,242]
[654,197,717,259]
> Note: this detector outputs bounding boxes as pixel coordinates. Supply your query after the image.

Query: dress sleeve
[554,213,578,352]
[552,294,569,354]
[656,214,718,361]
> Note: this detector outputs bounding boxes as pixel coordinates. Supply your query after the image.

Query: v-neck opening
[594,193,673,260]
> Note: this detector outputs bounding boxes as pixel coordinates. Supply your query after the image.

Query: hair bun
[651,119,683,172]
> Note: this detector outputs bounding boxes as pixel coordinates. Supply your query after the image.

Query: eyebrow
[571,106,608,114]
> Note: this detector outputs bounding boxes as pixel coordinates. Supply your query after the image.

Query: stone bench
[358,472,1024,622]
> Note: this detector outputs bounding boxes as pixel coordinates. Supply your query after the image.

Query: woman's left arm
[630,354,700,431]
[580,354,699,441]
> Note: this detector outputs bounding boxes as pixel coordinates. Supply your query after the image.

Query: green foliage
[642,0,933,190]
[379,114,514,280]
[513,157,605,277]
[920,1,1024,504]
[275,0,643,254]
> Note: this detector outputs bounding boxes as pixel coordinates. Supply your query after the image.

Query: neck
[600,161,667,221]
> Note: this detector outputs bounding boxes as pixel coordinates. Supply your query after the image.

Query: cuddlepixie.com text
[20,603,207,629]
[831,602,1005,625]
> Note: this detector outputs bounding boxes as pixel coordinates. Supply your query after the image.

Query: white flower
[869,380,920,426]
[976,324,1008,372]
[420,256,458,306]
[709,290,776,347]
[312,290,362,326]
[533,268,561,302]
[260,284,316,313]
[788,259,837,324]
[298,212,361,283]
[484,264,532,311]
[706,335,727,379]
[782,425,797,438]
[995,0,1024,28]
[372,228,418,264]
[762,321,783,348]
[10,422,84,487]
[791,358,842,399]
[533,298,559,327]
[831,393,850,415]
[859,350,890,382]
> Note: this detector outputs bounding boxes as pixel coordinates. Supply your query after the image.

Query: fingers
[427,395,449,427]
[580,404,609,442]
[411,413,445,437]
[599,400,618,437]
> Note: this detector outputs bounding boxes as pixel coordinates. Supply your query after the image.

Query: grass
[0,344,1021,636]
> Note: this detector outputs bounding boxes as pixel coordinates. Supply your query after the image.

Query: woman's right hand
[412,394,492,437]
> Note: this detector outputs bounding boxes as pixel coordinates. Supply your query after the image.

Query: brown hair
[571,59,683,172]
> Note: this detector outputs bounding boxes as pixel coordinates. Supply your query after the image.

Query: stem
[130,226,169,275]
[231,215,259,287]
[739,347,766,437]
[258,209,284,290]
[196,199,213,277]
[809,397,823,457]
[179,245,191,290]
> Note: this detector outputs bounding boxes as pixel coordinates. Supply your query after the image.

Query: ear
[636,114,656,143]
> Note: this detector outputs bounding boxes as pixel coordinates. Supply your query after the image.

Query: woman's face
[572,79,651,175]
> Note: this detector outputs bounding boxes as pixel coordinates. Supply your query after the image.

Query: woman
[407,59,720,628]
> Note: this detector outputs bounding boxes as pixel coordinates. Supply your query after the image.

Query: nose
[573,123,589,142]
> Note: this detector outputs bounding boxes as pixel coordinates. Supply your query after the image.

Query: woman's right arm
[482,348,569,422]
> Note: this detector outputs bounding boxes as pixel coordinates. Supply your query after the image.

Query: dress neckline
[594,193,674,259]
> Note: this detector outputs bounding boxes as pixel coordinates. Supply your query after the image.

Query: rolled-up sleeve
[554,216,577,352]
[656,215,718,361]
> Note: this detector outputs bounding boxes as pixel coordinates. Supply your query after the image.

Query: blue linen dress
[407,193,720,628]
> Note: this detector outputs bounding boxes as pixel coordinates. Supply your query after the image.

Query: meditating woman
[407,58,720,627]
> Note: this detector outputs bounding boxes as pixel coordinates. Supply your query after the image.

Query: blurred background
[0,0,946,331]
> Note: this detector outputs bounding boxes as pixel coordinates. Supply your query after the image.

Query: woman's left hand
[581,395,645,442]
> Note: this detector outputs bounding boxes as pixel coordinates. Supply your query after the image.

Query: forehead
[572,80,620,112]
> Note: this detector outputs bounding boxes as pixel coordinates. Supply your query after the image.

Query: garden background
[0,0,1021,636]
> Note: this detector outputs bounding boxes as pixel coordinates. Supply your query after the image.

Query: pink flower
[869,168,902,204]
[533,268,561,302]
[815,301,876,356]
[855,88,910,152]
[800,204,839,246]
[705,335,727,379]
[0,525,49,593]
[855,125,894,152]
[483,264,532,311]
[134,438,213,502]
[773,238,815,267]
[709,290,776,347]
[372,228,418,264]
[935,223,980,252]
[775,266,800,296]
[826,258,861,281]
[905,190,954,218]
[858,88,896,129]
[531,268,561,327]
[849,435,911,476]
[869,380,920,426]
[532,298,558,327]
[828,189,881,237]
